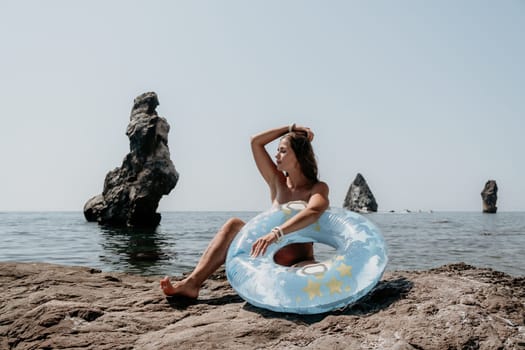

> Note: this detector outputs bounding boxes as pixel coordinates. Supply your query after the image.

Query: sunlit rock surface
[1,262,523,349]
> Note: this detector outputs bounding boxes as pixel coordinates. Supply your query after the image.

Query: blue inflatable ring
[226,201,388,314]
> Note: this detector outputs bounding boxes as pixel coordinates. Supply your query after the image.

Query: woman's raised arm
[250,126,289,186]
[250,124,314,186]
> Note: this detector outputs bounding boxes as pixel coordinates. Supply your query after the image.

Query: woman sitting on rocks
[160,124,329,298]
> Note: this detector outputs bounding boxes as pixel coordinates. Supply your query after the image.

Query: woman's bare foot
[160,276,200,299]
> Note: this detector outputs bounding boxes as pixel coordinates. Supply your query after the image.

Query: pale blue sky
[1,1,523,212]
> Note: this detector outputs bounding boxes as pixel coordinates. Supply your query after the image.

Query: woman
[160,124,330,298]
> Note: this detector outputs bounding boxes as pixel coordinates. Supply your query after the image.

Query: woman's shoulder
[311,181,329,194]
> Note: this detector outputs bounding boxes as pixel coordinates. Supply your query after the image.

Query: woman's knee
[221,217,245,236]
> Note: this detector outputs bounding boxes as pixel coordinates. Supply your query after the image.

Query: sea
[0,211,524,277]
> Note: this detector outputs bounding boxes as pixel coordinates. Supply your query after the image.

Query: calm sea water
[0,211,523,277]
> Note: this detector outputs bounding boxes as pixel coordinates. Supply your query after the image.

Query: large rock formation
[343,173,378,212]
[1,262,523,349]
[481,180,498,213]
[84,92,179,227]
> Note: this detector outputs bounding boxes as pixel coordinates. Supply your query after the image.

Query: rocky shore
[1,262,524,350]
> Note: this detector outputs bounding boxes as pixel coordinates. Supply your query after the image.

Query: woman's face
[275,138,298,173]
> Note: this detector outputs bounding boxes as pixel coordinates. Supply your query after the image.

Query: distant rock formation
[481,180,498,213]
[343,173,378,212]
[84,92,179,227]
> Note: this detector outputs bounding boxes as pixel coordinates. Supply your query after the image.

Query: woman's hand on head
[250,232,277,257]
[294,125,314,142]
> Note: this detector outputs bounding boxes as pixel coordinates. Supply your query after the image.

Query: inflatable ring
[225,201,388,314]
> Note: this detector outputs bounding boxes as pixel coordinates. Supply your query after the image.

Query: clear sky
[1,1,523,212]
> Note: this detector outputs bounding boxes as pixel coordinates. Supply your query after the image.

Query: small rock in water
[343,173,378,212]
[481,180,498,213]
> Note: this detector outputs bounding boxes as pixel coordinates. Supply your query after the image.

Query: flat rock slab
[1,262,524,349]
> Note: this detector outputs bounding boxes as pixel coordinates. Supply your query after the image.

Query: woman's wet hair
[282,132,319,184]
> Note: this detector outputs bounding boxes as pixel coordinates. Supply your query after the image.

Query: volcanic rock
[1,262,524,349]
[481,180,498,213]
[343,173,378,212]
[83,92,179,227]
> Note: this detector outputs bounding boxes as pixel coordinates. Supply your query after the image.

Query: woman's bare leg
[160,217,245,298]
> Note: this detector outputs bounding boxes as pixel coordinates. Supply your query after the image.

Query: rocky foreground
[1,262,524,350]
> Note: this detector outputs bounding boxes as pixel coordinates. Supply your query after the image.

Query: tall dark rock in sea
[481,180,498,213]
[84,92,179,227]
[343,173,378,213]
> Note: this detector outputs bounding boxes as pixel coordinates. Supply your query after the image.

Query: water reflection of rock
[98,226,174,275]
